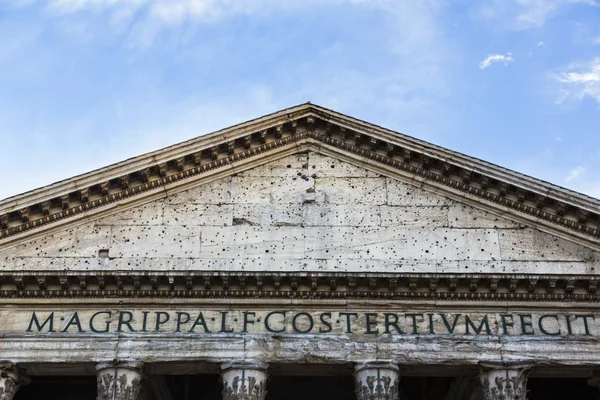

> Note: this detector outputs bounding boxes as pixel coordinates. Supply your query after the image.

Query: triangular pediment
[1,152,598,278]
[1,103,599,254]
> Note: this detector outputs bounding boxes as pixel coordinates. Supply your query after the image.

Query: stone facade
[0,104,599,399]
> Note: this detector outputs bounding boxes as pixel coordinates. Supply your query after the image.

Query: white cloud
[479,53,514,69]
[474,0,597,30]
[565,165,587,182]
[29,0,422,48]
[537,41,544,46]
[553,58,600,103]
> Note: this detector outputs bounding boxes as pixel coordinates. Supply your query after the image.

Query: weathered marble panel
[303,204,381,227]
[386,179,454,206]
[110,226,201,258]
[232,203,303,226]
[199,226,305,259]
[315,178,387,204]
[380,205,448,227]
[308,153,379,177]
[96,201,164,226]
[447,204,522,229]
[231,176,314,204]
[8,225,111,258]
[305,227,500,261]
[498,228,595,261]
[164,203,233,226]
[238,154,307,177]
[166,177,231,205]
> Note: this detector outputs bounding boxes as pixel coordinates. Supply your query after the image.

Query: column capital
[220,360,269,400]
[478,361,534,400]
[96,360,145,373]
[96,360,144,400]
[221,360,269,373]
[587,370,600,390]
[354,360,400,400]
[0,361,27,400]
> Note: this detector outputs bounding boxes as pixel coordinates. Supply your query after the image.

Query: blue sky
[1,0,599,200]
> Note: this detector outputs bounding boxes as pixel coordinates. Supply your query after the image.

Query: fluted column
[478,362,533,400]
[0,362,26,400]
[96,361,144,400]
[220,360,269,400]
[354,361,400,400]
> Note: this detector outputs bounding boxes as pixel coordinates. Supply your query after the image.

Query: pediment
[1,151,597,269]
[1,103,599,253]
[0,150,599,301]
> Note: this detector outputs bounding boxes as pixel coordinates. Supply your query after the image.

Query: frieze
[1,108,598,245]
[17,309,600,337]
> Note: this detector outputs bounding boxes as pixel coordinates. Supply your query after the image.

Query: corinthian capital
[220,360,269,400]
[96,360,144,400]
[479,362,534,400]
[354,361,400,400]
[0,362,26,400]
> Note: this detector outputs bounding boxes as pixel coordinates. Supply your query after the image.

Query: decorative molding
[96,361,144,400]
[479,362,533,400]
[220,360,269,400]
[1,272,600,301]
[1,112,598,245]
[354,361,400,400]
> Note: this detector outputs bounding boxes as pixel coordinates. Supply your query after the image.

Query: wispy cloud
[474,0,597,30]
[479,53,514,69]
[565,165,587,182]
[553,58,600,103]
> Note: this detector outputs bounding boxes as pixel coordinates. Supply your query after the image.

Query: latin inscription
[20,310,599,337]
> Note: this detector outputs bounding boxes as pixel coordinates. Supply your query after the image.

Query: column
[96,360,144,400]
[220,360,269,400]
[0,362,26,400]
[354,361,400,400]
[478,362,533,400]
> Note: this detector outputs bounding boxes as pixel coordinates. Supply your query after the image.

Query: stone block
[96,201,164,226]
[308,153,380,177]
[315,178,387,204]
[498,228,595,261]
[386,179,453,206]
[232,203,303,226]
[110,225,201,258]
[231,176,315,204]
[305,227,500,261]
[166,177,232,205]
[447,204,521,229]
[380,205,448,227]
[303,204,381,226]
[7,224,111,258]
[199,226,305,259]
[238,154,307,177]
[164,203,233,226]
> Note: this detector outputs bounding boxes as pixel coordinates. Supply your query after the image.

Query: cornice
[0,271,599,301]
[1,105,599,247]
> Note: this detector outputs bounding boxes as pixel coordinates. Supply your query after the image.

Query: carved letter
[26,312,55,333]
[440,313,461,334]
[90,311,112,334]
[264,311,286,333]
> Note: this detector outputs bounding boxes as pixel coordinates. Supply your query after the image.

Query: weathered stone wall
[1,152,597,274]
